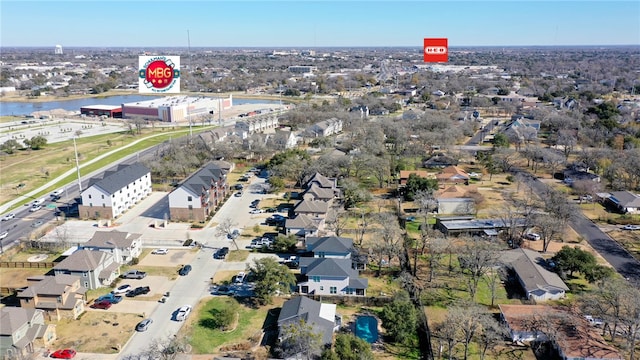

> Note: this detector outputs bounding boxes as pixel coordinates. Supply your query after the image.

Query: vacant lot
[54,311,142,353]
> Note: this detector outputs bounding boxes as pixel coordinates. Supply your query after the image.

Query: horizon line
[2,44,639,49]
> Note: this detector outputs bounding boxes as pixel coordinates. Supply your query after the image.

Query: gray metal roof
[293,199,329,214]
[285,214,318,230]
[278,296,335,345]
[609,191,640,208]
[502,248,569,295]
[87,162,150,195]
[53,249,114,272]
[84,230,141,249]
[175,162,226,197]
[302,258,356,278]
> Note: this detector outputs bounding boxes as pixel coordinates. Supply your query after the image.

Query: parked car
[91,300,112,310]
[622,224,640,231]
[178,264,192,276]
[29,205,42,212]
[216,285,235,296]
[0,231,8,239]
[234,184,244,190]
[97,293,123,304]
[126,286,151,297]
[235,271,246,283]
[122,270,147,279]
[249,208,263,214]
[228,229,240,239]
[151,248,169,255]
[50,189,64,197]
[524,233,541,241]
[214,247,229,259]
[31,220,44,228]
[111,284,131,295]
[135,318,153,332]
[584,315,604,327]
[176,305,192,321]
[234,191,243,197]
[50,349,77,359]
[1,213,15,221]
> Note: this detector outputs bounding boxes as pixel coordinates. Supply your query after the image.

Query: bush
[505,175,515,183]
[130,257,139,265]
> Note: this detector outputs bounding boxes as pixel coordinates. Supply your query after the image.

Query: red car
[50,349,76,359]
[90,300,112,310]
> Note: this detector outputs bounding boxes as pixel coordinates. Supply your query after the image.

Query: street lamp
[73,136,82,193]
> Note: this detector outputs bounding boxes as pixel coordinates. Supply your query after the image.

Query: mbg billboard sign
[139,56,181,93]
[423,38,448,63]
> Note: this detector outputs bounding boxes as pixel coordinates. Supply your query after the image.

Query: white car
[235,271,246,284]
[176,305,192,321]
[151,248,169,255]
[249,208,263,214]
[29,205,42,212]
[524,233,541,241]
[111,284,132,295]
[0,231,8,239]
[622,225,640,231]
[50,189,64,197]
[1,213,15,221]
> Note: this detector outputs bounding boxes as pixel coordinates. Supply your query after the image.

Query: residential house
[302,172,337,191]
[235,116,279,138]
[266,130,298,150]
[197,128,228,145]
[0,307,56,359]
[305,236,353,259]
[17,274,87,321]
[293,199,329,219]
[435,216,528,237]
[436,166,470,184]
[502,117,541,144]
[277,296,340,348]
[424,154,459,168]
[78,162,152,219]
[285,214,321,238]
[369,108,389,116]
[603,191,640,214]
[298,258,368,296]
[80,230,142,264]
[52,249,119,290]
[399,170,430,186]
[499,304,623,360]
[349,105,369,118]
[168,162,228,222]
[304,118,343,138]
[437,198,475,215]
[501,248,569,302]
[301,184,335,202]
[436,185,477,199]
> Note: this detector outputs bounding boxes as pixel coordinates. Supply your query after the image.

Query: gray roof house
[304,118,343,138]
[298,258,368,296]
[168,162,228,222]
[277,296,339,347]
[302,172,336,190]
[604,191,640,214]
[301,184,335,201]
[17,274,87,321]
[293,199,329,218]
[285,214,321,238]
[0,307,56,359]
[53,249,119,290]
[305,236,353,259]
[78,162,152,219]
[81,230,142,264]
[501,248,569,302]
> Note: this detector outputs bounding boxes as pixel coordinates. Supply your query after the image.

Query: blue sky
[1,1,638,47]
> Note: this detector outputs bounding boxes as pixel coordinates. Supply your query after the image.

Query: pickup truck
[122,270,147,279]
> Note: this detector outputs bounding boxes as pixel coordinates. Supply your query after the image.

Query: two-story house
[80,230,142,264]
[17,274,87,321]
[305,236,353,259]
[297,258,368,296]
[168,162,228,222]
[277,296,340,349]
[78,162,152,219]
[301,184,335,202]
[52,249,119,290]
[304,118,343,138]
[0,307,56,359]
[285,214,320,238]
[292,199,329,219]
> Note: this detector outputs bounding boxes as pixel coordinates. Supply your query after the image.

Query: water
[0,95,284,116]
[355,315,378,343]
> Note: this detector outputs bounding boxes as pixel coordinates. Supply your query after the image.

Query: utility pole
[73,136,82,193]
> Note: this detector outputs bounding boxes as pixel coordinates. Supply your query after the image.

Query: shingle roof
[285,214,319,230]
[302,184,335,200]
[176,162,226,197]
[294,199,329,214]
[53,249,114,272]
[84,230,141,249]
[87,162,150,195]
[609,191,640,208]
[436,166,469,181]
[303,172,334,189]
[0,307,37,335]
[17,274,81,298]
[305,236,353,254]
[501,248,569,295]
[278,296,335,345]
[301,258,355,277]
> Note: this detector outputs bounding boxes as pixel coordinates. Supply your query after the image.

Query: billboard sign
[423,38,448,63]
[139,56,180,93]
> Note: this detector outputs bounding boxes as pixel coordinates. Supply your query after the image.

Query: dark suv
[178,264,192,276]
[214,247,229,259]
[126,286,151,297]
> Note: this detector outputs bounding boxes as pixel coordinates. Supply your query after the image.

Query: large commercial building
[121,95,232,123]
[80,105,122,118]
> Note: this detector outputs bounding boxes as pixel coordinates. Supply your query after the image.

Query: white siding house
[78,163,151,219]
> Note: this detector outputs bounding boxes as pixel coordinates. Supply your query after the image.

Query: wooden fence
[0,261,57,269]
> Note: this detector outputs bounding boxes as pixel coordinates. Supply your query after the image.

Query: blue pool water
[355,315,379,343]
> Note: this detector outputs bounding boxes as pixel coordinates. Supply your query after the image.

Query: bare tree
[278,318,324,360]
[372,212,403,276]
[325,207,350,237]
[216,217,239,250]
[458,238,501,300]
[53,224,72,251]
[534,213,565,253]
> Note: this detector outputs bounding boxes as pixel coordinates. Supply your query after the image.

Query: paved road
[517,169,640,286]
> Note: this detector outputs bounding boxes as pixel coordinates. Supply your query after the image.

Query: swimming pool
[355,315,379,343]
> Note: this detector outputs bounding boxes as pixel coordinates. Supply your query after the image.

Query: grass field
[54,311,141,353]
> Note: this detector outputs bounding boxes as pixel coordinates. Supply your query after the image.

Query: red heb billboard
[423,38,448,63]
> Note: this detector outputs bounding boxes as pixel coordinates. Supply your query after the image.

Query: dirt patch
[53,311,141,353]
[138,249,198,267]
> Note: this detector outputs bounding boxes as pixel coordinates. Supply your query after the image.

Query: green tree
[24,135,47,150]
[248,257,296,305]
[0,139,21,154]
[492,133,509,148]
[404,173,438,201]
[278,318,323,360]
[333,333,374,360]
[380,290,418,345]
[272,234,297,253]
[267,176,285,192]
[551,246,597,277]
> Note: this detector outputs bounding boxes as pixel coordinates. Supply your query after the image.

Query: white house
[304,118,343,138]
[80,230,142,264]
[297,258,367,296]
[78,163,151,220]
